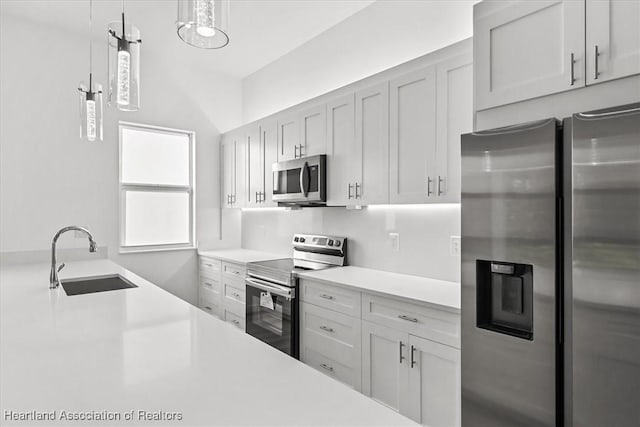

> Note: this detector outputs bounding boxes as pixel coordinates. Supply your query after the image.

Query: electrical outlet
[389,233,400,252]
[450,236,461,256]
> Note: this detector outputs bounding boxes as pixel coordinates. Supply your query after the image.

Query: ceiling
[0,0,376,78]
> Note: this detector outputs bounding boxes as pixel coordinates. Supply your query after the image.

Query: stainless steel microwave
[272,155,326,206]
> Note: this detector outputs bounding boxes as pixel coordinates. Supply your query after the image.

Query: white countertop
[297,266,460,312]
[0,260,416,426]
[197,248,286,264]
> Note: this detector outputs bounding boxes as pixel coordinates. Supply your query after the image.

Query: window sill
[119,246,197,255]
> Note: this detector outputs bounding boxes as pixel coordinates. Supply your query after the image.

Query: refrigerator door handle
[471,118,554,136]
[576,106,640,119]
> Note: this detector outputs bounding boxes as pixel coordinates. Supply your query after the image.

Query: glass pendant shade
[78,79,103,142]
[177,0,230,49]
[108,21,141,111]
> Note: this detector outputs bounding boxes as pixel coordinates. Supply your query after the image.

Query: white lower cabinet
[299,278,460,426]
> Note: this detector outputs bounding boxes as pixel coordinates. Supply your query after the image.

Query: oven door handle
[245,277,294,299]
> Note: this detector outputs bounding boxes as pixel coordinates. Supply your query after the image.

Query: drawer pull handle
[204,306,212,310]
[398,315,418,323]
[319,325,334,333]
[231,319,240,325]
[320,363,334,372]
[319,294,334,300]
[204,282,212,287]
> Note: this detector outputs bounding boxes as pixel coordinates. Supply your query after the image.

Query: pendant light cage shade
[107,22,141,111]
[177,0,230,49]
[79,81,104,142]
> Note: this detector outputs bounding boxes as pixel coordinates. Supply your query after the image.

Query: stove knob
[299,237,305,243]
[294,237,299,242]
[327,239,334,246]
[334,240,341,247]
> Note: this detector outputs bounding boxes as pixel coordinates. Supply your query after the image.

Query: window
[119,123,195,252]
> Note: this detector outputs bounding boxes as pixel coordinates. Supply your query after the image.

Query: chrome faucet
[50,226,97,289]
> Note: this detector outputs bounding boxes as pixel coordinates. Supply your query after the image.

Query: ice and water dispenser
[476,260,533,340]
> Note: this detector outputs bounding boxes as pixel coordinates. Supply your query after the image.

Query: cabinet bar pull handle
[594,45,600,80]
[398,314,418,323]
[399,341,405,363]
[427,177,433,196]
[204,306,212,310]
[570,53,576,86]
[355,182,361,199]
[299,144,304,157]
[348,183,353,199]
[320,363,334,372]
[319,294,334,300]
[410,345,417,368]
[294,145,299,158]
[319,325,334,333]
[437,176,444,196]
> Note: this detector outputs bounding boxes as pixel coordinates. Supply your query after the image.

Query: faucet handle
[57,263,66,273]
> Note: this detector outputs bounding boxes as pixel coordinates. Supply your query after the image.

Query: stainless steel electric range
[245,234,347,358]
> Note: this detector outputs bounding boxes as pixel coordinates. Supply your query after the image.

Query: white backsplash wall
[241,205,461,283]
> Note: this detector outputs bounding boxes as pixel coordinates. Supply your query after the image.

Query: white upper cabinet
[475,0,585,110]
[299,103,327,158]
[435,53,473,203]
[246,124,263,207]
[389,66,437,204]
[326,94,357,206]
[356,82,390,205]
[277,112,299,162]
[221,132,245,209]
[586,0,640,85]
[260,120,278,207]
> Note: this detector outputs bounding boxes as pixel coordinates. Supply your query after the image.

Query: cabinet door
[356,82,389,205]
[586,0,640,85]
[362,321,410,414]
[277,113,299,161]
[326,94,356,206]
[221,136,235,209]
[390,66,437,204]
[233,134,246,208]
[260,120,278,207]
[246,124,262,207]
[408,335,460,426]
[474,0,585,110]
[299,104,326,157]
[435,54,473,203]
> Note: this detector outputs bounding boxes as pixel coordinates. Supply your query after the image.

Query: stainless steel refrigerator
[460,103,640,427]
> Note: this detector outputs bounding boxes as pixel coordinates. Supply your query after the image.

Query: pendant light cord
[121,0,126,39]
[88,0,93,88]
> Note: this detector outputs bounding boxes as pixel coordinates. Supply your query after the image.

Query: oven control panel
[292,234,346,250]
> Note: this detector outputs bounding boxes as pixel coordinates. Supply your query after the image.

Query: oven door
[272,155,326,203]
[245,276,298,358]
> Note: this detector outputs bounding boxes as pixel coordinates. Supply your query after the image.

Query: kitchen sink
[61,275,137,296]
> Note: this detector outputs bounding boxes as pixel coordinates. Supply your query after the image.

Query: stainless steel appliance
[245,234,347,358]
[272,155,326,206]
[461,103,640,427]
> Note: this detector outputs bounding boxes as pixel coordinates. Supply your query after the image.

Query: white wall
[242,205,461,282]
[0,15,242,303]
[242,0,479,123]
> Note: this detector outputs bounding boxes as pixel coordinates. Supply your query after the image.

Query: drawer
[300,303,361,368]
[198,296,221,318]
[362,293,460,348]
[223,282,245,304]
[225,310,245,330]
[199,283,220,305]
[302,347,358,390]
[300,279,361,317]
[200,276,221,295]
[222,262,245,280]
[199,257,221,278]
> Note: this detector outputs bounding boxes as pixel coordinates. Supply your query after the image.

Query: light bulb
[196,0,215,37]
[117,49,130,106]
[86,99,96,141]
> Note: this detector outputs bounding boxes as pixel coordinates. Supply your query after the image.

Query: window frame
[118,122,196,253]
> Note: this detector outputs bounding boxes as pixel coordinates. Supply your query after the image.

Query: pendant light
[78,0,103,142]
[108,0,141,111]
[177,0,230,49]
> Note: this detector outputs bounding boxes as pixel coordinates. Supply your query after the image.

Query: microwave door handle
[300,161,309,197]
